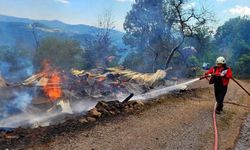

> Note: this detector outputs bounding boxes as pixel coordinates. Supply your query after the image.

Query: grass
[197,127,214,150]
[217,110,235,130]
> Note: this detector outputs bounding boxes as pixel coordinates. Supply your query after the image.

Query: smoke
[71,99,98,113]
[0,91,33,119]
[0,59,34,82]
[0,47,34,82]
[10,92,32,111]
[0,78,200,128]
[0,61,11,76]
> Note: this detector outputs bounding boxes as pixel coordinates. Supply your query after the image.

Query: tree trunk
[176,49,189,68]
[165,37,185,69]
[31,23,39,50]
[152,53,159,72]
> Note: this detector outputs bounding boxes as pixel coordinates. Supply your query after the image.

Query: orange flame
[40,60,62,101]
[43,72,62,101]
[97,76,106,82]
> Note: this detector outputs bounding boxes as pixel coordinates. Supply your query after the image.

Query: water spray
[131,78,200,101]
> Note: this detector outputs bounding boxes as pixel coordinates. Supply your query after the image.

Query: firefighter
[205,56,233,114]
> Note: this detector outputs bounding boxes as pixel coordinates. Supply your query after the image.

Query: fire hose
[212,102,250,150]
[231,77,250,96]
[200,75,250,96]
[213,102,218,150]
[200,75,250,150]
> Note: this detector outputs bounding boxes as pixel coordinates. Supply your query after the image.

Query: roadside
[0,79,249,150]
[32,79,250,150]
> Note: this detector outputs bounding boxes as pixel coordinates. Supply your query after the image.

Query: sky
[0,0,250,31]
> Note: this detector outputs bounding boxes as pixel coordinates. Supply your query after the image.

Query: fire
[43,71,62,101]
[97,76,106,82]
[41,60,62,101]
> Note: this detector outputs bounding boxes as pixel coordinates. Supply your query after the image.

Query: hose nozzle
[200,74,212,80]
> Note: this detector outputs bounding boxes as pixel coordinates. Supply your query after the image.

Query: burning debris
[20,61,72,114]
[0,64,201,149]
[105,67,168,87]
[43,72,62,101]
[70,67,172,97]
[0,62,179,129]
[0,93,145,148]
[0,85,201,149]
[71,67,169,87]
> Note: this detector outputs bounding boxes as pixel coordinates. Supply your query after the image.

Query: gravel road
[32,79,250,150]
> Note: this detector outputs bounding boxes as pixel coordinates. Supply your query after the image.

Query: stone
[96,101,110,110]
[88,108,102,118]
[98,108,110,116]
[123,108,130,113]
[79,118,88,124]
[134,100,144,106]
[87,117,96,122]
[109,111,116,115]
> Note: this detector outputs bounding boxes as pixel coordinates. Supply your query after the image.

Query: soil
[1,79,250,150]
[235,115,250,150]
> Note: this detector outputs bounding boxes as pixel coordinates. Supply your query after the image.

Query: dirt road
[27,79,248,150]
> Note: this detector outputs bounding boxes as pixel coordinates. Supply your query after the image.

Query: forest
[0,0,250,81]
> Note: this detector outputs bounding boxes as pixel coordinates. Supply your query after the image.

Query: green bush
[34,37,85,71]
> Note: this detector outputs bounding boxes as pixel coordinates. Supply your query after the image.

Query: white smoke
[0,78,200,128]
[11,92,32,111]
[0,91,33,119]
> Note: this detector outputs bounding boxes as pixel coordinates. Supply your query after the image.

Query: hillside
[0,15,125,49]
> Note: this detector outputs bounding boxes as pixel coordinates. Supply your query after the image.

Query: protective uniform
[205,57,233,112]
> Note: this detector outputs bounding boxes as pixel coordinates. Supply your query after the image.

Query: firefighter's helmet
[216,56,226,64]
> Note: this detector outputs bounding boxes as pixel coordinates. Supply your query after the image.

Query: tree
[123,0,173,72]
[123,0,212,71]
[214,16,250,77]
[237,54,250,77]
[184,26,215,64]
[162,0,212,68]
[31,22,40,49]
[34,37,84,71]
[84,10,118,69]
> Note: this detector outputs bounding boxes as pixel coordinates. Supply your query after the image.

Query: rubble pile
[19,67,171,99]
[0,85,205,149]
[0,98,145,148]
[0,64,175,130]
[79,99,145,123]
